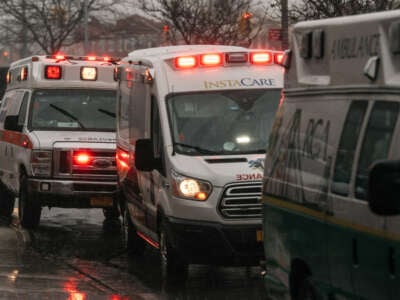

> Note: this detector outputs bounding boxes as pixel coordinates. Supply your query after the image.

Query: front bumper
[28,178,117,208]
[164,216,264,266]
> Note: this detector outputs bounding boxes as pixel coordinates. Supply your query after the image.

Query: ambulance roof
[286,10,400,90]
[6,55,118,91]
[126,45,248,61]
[122,45,284,93]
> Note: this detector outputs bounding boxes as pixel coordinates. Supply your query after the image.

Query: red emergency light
[274,52,284,64]
[87,56,96,61]
[175,56,197,69]
[250,52,273,64]
[55,54,66,60]
[45,65,62,79]
[73,151,92,165]
[200,54,223,66]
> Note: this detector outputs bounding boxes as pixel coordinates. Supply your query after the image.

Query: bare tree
[0,0,132,55]
[269,0,400,22]
[137,0,267,46]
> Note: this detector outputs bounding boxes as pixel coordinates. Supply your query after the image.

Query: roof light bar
[175,56,197,69]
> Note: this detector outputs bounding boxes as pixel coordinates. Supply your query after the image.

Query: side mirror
[4,115,22,132]
[368,160,400,215]
[135,139,155,172]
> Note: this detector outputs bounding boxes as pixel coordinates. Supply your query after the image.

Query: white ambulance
[116,45,283,280]
[262,10,400,300]
[0,55,120,229]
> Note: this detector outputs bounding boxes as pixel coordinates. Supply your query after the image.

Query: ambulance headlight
[31,150,52,176]
[171,170,212,201]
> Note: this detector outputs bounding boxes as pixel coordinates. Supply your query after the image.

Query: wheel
[297,277,318,300]
[123,208,145,255]
[159,218,188,284]
[102,199,121,233]
[18,174,41,229]
[0,183,15,224]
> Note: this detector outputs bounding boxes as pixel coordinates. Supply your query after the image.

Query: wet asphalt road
[1,207,267,299]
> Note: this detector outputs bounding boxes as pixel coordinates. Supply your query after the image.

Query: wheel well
[19,164,27,178]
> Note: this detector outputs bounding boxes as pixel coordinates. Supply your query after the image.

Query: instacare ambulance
[0,55,120,229]
[115,45,284,280]
[262,10,400,300]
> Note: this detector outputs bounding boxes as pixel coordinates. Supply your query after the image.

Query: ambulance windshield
[167,89,280,155]
[29,89,116,131]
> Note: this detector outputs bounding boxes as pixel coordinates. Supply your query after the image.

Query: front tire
[123,208,145,255]
[18,175,41,229]
[0,183,15,224]
[159,218,188,283]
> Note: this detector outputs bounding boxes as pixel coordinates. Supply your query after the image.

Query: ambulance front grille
[53,149,117,180]
[218,182,262,219]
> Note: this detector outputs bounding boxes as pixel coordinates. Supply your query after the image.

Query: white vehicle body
[116,45,283,272]
[0,55,119,228]
[262,10,400,300]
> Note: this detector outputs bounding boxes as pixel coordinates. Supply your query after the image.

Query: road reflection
[30,208,267,299]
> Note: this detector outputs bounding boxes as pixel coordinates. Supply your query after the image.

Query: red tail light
[175,56,197,69]
[73,151,92,165]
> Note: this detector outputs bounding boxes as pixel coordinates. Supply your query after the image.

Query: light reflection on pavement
[1,207,268,299]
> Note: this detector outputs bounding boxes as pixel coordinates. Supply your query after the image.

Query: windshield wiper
[49,104,85,129]
[98,108,116,118]
[174,142,223,155]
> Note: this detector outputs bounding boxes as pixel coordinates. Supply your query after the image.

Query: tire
[0,183,15,224]
[102,199,122,233]
[18,175,41,229]
[123,208,145,255]
[297,277,318,300]
[159,218,188,284]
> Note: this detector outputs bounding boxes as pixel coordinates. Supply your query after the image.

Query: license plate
[256,230,264,242]
[90,196,113,207]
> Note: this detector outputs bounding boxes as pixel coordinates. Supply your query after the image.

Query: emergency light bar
[173,51,283,70]
[45,54,120,64]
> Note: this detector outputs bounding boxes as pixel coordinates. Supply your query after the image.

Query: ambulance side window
[151,96,165,175]
[332,101,367,196]
[17,92,29,127]
[355,101,399,200]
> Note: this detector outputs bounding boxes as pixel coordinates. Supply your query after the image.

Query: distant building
[62,14,162,57]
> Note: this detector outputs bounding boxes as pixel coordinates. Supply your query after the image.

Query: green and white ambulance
[262,10,400,300]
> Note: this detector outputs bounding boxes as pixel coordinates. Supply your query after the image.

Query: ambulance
[115,45,283,280]
[0,55,120,229]
[262,10,400,300]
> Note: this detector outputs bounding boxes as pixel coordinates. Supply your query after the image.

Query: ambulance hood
[30,131,116,149]
[169,153,265,188]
